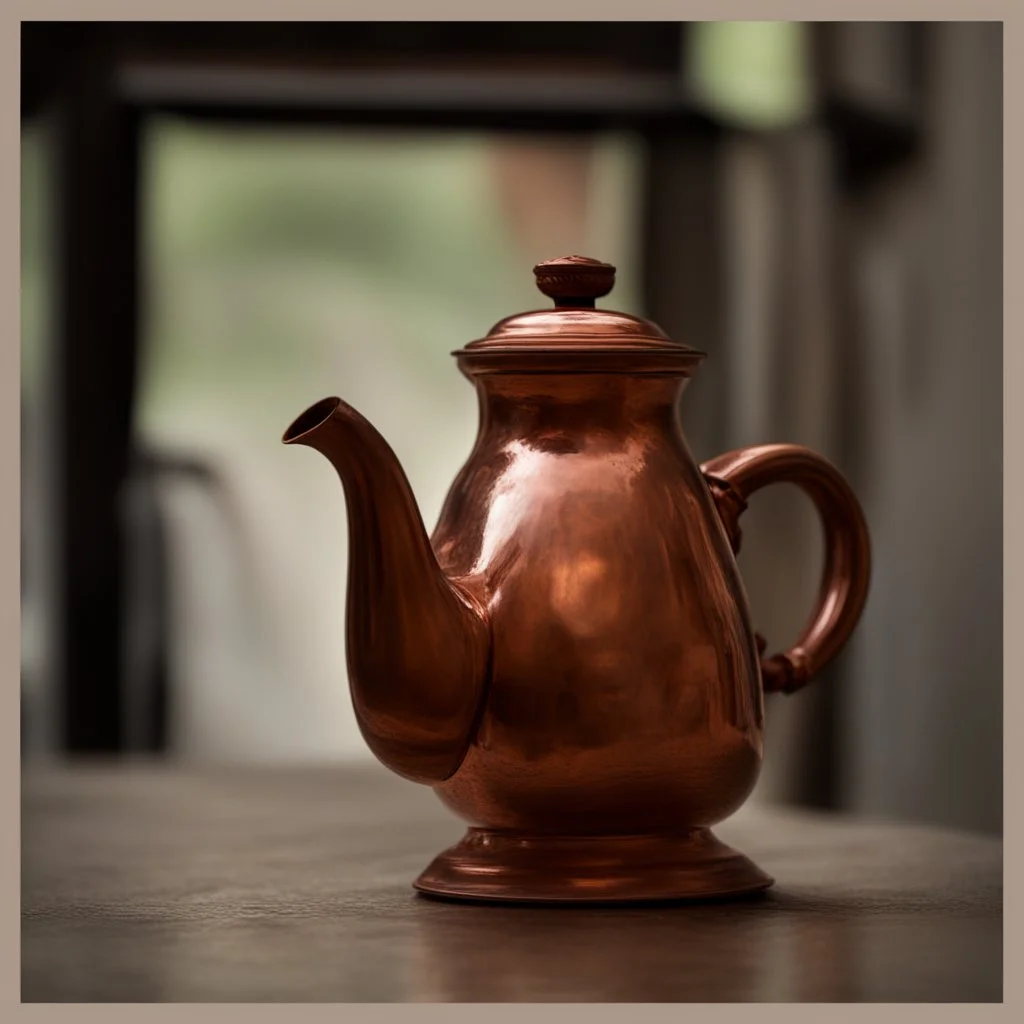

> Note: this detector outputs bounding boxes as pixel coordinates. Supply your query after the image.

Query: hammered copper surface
[283,256,872,903]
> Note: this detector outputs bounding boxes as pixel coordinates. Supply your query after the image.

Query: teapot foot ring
[413,827,774,905]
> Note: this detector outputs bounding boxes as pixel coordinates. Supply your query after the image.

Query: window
[138,121,645,759]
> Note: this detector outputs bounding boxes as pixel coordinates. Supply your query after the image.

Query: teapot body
[430,372,764,834]
[285,255,871,901]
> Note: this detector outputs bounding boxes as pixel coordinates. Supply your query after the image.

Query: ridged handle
[533,255,616,308]
[701,444,872,695]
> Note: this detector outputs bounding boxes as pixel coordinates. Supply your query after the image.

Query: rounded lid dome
[454,256,706,374]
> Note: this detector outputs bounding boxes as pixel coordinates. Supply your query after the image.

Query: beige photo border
[3,0,1016,1016]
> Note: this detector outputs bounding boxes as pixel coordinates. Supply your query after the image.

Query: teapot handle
[700,444,871,695]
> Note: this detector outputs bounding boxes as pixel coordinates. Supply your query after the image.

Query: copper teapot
[283,256,871,903]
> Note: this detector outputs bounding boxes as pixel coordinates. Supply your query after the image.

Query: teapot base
[413,827,774,905]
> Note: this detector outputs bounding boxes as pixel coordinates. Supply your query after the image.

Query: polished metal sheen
[283,256,871,903]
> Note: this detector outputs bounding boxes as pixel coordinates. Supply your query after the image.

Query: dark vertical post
[49,26,141,752]
[808,22,925,813]
[640,118,732,462]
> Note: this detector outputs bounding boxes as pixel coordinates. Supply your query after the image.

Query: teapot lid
[454,256,706,374]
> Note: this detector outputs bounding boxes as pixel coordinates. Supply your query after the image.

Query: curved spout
[283,397,490,785]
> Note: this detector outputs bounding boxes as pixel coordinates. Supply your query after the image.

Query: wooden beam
[641,121,732,460]
[49,28,141,752]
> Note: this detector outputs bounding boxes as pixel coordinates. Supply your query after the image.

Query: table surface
[22,763,1002,1003]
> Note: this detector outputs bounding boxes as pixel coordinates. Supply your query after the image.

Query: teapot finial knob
[533,256,616,308]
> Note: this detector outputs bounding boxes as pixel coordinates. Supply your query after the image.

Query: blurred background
[20,22,1002,835]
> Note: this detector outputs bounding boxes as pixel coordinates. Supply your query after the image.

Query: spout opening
[283,397,342,444]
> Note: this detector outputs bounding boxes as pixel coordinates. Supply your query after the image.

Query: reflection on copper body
[283,256,871,903]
